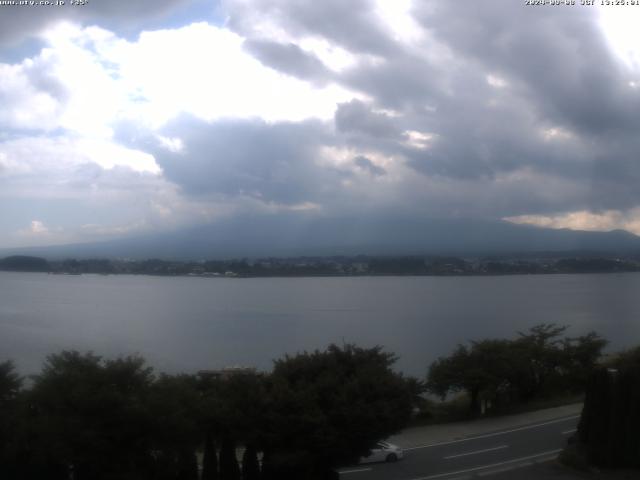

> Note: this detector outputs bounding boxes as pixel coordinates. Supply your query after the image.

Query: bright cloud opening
[598,5,640,71]
[505,209,640,235]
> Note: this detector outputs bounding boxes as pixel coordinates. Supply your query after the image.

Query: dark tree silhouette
[262,344,416,479]
[202,432,219,480]
[241,444,260,480]
[219,436,241,480]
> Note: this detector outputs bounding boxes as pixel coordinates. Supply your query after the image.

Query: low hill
[0,255,50,272]
[1,215,640,260]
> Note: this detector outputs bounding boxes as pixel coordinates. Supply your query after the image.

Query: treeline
[426,324,608,414]
[2,255,640,276]
[0,344,419,480]
[576,346,640,469]
[0,255,50,272]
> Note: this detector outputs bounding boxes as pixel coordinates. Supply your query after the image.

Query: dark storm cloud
[0,0,194,47]
[11,0,638,227]
[222,0,640,216]
[353,155,385,177]
[401,1,640,214]
[131,116,347,205]
[243,39,333,85]
[414,1,640,135]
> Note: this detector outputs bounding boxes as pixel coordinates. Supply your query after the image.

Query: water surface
[1,272,639,376]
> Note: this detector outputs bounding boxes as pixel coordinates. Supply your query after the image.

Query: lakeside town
[2,254,640,277]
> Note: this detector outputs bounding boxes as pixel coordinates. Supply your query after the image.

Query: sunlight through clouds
[98,22,362,126]
[597,4,640,71]
[2,1,640,248]
[505,209,640,236]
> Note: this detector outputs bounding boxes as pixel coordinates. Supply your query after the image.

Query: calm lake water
[1,272,639,377]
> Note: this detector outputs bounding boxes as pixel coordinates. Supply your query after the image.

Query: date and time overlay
[0,0,639,8]
[526,0,640,5]
[0,1,87,7]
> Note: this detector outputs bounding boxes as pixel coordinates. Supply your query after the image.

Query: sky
[2,0,640,248]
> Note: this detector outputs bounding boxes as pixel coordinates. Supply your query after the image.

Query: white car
[359,441,404,464]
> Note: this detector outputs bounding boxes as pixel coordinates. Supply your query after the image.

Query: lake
[1,272,639,377]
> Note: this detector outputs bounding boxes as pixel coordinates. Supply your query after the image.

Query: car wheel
[386,453,398,463]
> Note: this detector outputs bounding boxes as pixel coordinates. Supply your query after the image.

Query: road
[338,414,579,480]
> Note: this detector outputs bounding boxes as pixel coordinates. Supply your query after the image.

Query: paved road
[338,414,579,480]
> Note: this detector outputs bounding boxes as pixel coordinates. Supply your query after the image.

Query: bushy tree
[202,432,219,480]
[427,325,608,413]
[241,444,260,480]
[607,345,640,369]
[23,351,155,480]
[198,371,267,480]
[578,347,640,468]
[427,340,515,414]
[219,436,241,480]
[261,344,416,479]
[0,360,21,402]
[0,361,23,478]
[560,331,608,391]
[146,373,202,480]
[513,324,569,400]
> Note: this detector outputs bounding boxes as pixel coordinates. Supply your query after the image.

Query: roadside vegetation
[424,324,606,418]
[0,344,419,480]
[561,345,640,472]
[1,326,636,479]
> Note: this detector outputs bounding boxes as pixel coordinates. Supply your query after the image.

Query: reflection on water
[1,272,639,376]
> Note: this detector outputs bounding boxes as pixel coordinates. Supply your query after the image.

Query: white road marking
[339,467,372,474]
[561,428,577,435]
[406,449,563,480]
[444,445,508,460]
[403,415,580,451]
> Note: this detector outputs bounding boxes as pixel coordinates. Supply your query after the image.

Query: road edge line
[407,448,563,480]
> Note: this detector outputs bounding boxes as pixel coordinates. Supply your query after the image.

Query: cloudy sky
[1,0,640,248]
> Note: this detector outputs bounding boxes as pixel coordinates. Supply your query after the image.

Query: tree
[219,436,241,480]
[514,323,568,400]
[0,361,23,479]
[607,345,640,369]
[0,360,21,403]
[261,344,416,479]
[202,432,219,480]
[427,325,607,413]
[560,331,608,392]
[578,347,640,468]
[241,444,260,480]
[198,372,267,480]
[146,374,202,480]
[24,351,156,480]
[427,340,515,414]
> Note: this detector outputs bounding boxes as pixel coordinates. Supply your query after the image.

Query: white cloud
[0,60,63,130]
[403,130,435,150]
[597,5,640,71]
[156,135,184,153]
[505,208,640,235]
[15,220,61,244]
[3,21,363,134]
[541,127,574,142]
[0,136,161,183]
[98,22,361,126]
[74,139,161,174]
[374,0,425,45]
[486,74,508,88]
[28,220,49,235]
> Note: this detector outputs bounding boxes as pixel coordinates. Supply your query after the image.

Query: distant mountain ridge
[2,215,640,260]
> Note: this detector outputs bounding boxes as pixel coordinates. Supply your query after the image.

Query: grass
[409,392,584,427]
